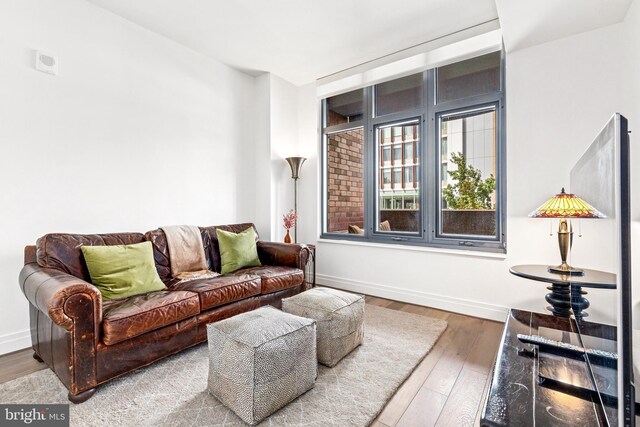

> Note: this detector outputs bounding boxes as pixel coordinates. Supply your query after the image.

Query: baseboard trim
[317,274,509,322]
[0,330,31,356]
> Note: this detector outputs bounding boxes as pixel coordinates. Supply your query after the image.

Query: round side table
[509,264,615,320]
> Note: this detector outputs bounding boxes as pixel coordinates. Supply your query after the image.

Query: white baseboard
[317,274,509,322]
[0,330,31,355]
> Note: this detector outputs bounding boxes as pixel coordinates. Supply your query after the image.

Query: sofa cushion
[102,290,200,346]
[171,274,261,311]
[36,232,146,282]
[81,241,167,301]
[199,224,259,273]
[233,266,304,294]
[216,228,261,274]
[348,225,364,234]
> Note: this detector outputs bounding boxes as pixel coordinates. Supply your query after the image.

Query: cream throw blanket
[161,225,219,281]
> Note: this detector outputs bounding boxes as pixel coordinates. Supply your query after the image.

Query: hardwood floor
[0,295,504,427]
[367,295,504,427]
[0,347,46,384]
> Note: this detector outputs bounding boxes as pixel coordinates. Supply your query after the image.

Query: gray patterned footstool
[282,287,364,367]
[207,306,317,425]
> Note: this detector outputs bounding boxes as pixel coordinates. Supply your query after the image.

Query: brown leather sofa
[18,223,310,403]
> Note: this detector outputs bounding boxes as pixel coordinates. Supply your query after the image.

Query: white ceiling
[85,0,498,85]
[496,0,633,52]
[85,0,634,85]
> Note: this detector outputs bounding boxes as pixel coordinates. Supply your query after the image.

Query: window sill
[316,237,507,260]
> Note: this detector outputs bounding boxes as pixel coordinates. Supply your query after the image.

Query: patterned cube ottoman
[207,306,317,425]
[282,287,364,367]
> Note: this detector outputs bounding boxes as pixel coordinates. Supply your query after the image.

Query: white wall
[297,83,320,244]
[251,78,317,244]
[0,0,256,354]
[269,75,299,242]
[296,8,639,323]
[251,73,301,242]
[253,74,272,240]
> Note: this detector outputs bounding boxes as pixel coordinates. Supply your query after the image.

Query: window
[376,73,424,116]
[323,88,366,234]
[326,89,364,126]
[404,142,413,163]
[437,51,501,103]
[321,51,505,252]
[382,147,391,162]
[438,107,497,237]
[393,145,402,164]
[404,166,413,184]
[375,120,421,233]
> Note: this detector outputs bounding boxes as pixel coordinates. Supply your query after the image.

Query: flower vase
[284,229,292,244]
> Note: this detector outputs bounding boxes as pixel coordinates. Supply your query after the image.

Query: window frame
[320,50,506,253]
[372,116,424,239]
[321,88,368,241]
[430,100,504,249]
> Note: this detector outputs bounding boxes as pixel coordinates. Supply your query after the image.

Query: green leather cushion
[216,227,261,274]
[81,241,167,301]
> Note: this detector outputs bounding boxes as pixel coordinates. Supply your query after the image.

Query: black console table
[510,264,615,320]
[481,309,617,426]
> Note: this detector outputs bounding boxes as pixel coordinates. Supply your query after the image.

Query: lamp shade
[285,157,306,179]
[528,188,605,219]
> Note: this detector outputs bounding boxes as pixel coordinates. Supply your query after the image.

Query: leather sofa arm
[257,241,310,271]
[19,261,102,332]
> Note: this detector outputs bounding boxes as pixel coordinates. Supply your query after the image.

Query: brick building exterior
[326,128,364,232]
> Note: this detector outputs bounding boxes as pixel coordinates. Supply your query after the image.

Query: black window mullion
[433,92,502,115]
[364,87,374,238]
[497,95,507,250]
[499,46,507,250]
[324,120,365,135]
[370,108,425,126]
[425,68,436,245]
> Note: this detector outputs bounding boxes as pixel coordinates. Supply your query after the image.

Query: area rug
[0,305,447,426]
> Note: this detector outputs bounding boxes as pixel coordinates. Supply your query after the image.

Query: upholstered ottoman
[282,287,364,367]
[207,306,317,425]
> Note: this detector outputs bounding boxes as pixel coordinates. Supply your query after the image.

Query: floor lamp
[285,157,306,243]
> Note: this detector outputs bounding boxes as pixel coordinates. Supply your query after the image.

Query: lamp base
[548,262,584,276]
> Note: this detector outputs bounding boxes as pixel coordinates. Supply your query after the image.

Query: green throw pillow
[216,227,261,274]
[81,241,167,301]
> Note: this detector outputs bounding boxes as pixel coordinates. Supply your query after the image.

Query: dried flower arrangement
[282,210,297,230]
